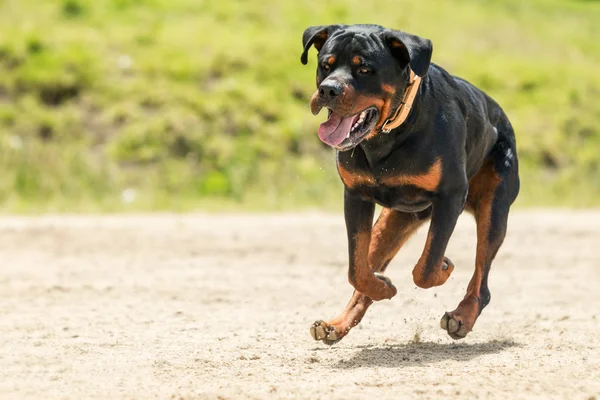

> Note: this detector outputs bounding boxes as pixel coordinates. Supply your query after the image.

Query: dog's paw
[440,295,481,340]
[440,312,469,340]
[436,256,455,285]
[413,256,455,289]
[374,272,393,287]
[310,320,341,346]
[354,274,397,301]
[440,296,480,339]
[441,256,454,271]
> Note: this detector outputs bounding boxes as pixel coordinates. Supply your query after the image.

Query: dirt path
[0,211,599,399]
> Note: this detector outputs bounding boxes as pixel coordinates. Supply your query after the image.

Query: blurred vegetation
[0,0,599,212]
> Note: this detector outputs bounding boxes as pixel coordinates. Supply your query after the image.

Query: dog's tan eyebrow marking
[352,56,362,65]
[327,56,336,64]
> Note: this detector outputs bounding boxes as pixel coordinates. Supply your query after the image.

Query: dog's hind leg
[440,137,520,339]
[310,208,428,345]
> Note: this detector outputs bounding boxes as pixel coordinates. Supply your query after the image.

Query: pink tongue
[318,112,355,146]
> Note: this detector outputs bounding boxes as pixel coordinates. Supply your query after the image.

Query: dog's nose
[318,81,342,102]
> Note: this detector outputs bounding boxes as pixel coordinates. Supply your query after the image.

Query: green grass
[1,0,599,212]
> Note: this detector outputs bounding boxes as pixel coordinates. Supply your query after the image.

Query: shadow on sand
[332,339,521,369]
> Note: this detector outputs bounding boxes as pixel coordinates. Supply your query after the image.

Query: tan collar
[381,70,422,133]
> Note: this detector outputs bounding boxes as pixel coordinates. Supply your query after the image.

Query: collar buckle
[382,119,393,133]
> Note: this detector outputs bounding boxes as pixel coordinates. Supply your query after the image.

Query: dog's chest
[336,158,442,192]
[336,159,440,212]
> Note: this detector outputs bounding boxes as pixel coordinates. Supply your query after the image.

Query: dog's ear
[300,25,343,65]
[382,30,433,76]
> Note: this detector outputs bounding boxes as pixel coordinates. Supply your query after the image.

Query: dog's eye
[322,63,331,71]
[358,67,371,75]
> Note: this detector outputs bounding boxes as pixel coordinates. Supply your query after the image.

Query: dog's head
[301,24,432,151]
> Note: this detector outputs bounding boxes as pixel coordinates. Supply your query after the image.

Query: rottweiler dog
[301,24,520,344]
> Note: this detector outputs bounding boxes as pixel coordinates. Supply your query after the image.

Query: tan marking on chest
[380,159,443,192]
[337,164,376,188]
[338,159,443,191]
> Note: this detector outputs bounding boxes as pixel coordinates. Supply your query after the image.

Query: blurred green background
[0,0,599,213]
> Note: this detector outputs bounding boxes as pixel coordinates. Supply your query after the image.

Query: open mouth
[318,107,379,150]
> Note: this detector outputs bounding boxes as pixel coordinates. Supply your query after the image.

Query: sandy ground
[0,211,599,399]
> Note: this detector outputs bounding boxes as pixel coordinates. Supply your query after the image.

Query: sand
[0,211,599,399]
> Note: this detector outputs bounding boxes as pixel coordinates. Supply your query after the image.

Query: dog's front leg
[412,189,467,289]
[344,189,397,301]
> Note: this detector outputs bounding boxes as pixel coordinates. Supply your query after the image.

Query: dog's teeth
[349,111,368,135]
[356,111,367,125]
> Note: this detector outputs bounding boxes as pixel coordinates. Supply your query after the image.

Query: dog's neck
[381,69,422,133]
[358,70,425,168]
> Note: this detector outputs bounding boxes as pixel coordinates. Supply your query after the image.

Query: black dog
[301,24,520,344]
